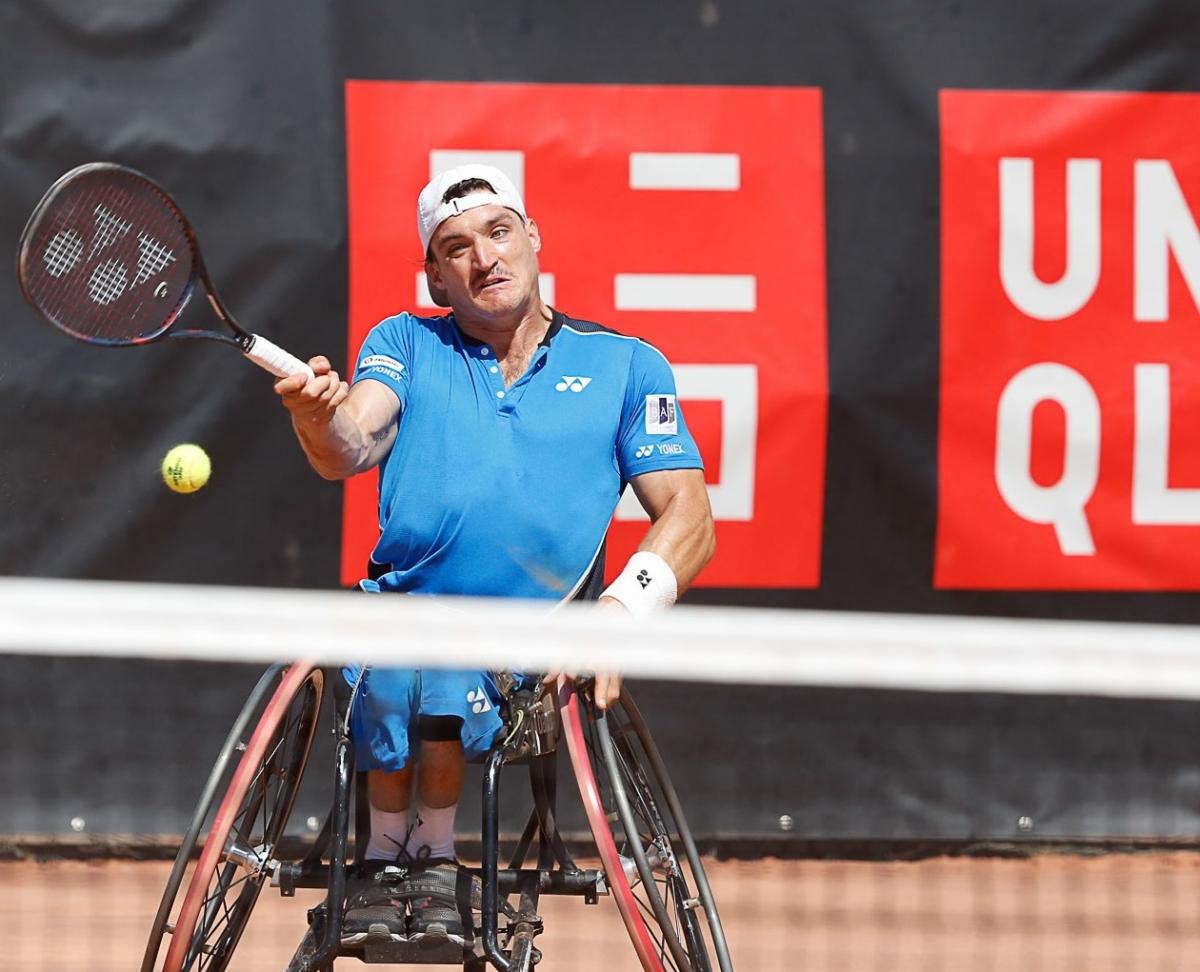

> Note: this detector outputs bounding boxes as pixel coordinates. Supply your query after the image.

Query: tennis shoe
[341,868,408,945]
[402,859,468,947]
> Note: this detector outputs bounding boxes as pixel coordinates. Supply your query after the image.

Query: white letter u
[1000,157,1101,320]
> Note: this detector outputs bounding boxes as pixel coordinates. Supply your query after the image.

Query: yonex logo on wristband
[602,552,678,616]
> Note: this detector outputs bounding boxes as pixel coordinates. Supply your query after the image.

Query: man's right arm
[273,355,401,480]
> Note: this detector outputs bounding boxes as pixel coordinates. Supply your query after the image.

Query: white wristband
[601,552,678,618]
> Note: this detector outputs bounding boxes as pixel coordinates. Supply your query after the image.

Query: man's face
[425,202,542,322]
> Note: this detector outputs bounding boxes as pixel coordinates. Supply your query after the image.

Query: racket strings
[20,169,194,344]
[86,203,134,260]
[134,232,179,287]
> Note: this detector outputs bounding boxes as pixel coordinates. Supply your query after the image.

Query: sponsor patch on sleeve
[644,394,678,435]
[359,354,406,382]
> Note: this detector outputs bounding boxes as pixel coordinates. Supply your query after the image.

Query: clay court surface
[6,853,1200,970]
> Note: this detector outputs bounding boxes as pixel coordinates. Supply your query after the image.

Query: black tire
[162,663,324,972]
[583,688,734,972]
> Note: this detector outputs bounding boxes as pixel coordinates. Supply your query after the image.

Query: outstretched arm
[273,355,401,480]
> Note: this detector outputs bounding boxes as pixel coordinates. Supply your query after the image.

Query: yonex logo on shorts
[555,375,592,392]
[467,687,492,714]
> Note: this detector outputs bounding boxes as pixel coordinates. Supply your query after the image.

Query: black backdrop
[3,0,1200,842]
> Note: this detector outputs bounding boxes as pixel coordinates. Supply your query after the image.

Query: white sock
[365,806,414,861]
[407,800,458,862]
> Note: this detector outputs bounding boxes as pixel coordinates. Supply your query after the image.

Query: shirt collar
[450,307,563,348]
[539,308,565,347]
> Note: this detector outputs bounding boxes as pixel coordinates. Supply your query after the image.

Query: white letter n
[1134,160,1200,322]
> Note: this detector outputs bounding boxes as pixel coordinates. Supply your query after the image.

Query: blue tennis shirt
[352,308,703,601]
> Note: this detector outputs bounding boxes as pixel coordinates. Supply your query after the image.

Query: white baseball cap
[416,162,527,254]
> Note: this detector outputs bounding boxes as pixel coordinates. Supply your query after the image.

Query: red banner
[342,81,827,589]
[938,90,1200,589]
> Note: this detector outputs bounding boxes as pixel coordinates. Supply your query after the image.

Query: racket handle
[243,334,315,380]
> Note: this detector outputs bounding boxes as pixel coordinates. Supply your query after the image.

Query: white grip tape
[601,551,678,618]
[244,334,315,380]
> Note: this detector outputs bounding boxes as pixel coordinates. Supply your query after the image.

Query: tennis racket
[16,162,314,380]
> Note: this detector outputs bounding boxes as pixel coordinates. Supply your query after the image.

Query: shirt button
[496,390,505,399]
[490,366,498,374]
[481,348,490,356]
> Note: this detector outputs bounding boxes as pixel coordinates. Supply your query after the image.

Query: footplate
[358,939,478,965]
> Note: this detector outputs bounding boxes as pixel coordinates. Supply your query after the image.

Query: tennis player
[274,162,714,945]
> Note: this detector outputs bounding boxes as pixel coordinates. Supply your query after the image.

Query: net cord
[2,577,1199,700]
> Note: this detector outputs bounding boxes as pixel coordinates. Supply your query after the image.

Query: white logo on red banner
[939,90,1200,589]
[341,81,828,588]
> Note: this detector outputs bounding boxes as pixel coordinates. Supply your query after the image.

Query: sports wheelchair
[141,662,733,971]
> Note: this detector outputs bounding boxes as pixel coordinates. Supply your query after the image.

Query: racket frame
[16,162,312,378]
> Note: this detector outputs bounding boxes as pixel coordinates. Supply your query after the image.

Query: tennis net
[3,576,1200,971]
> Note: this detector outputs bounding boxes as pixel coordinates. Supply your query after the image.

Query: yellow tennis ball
[162,444,211,494]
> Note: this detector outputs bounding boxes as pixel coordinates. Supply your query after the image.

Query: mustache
[472,267,512,287]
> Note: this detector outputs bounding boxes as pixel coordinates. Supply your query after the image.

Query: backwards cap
[416,163,527,253]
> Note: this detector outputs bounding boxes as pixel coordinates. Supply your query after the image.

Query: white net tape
[2,576,1199,699]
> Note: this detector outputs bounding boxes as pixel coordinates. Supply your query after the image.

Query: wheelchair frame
[142,663,733,972]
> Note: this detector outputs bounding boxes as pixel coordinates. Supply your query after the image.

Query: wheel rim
[595,706,711,972]
[163,664,323,972]
[141,664,285,972]
[560,681,665,972]
[611,692,734,972]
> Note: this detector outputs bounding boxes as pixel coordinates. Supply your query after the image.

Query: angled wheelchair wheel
[161,662,324,972]
[142,664,287,972]
[561,682,733,972]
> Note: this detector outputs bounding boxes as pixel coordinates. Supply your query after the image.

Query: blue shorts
[342,665,506,772]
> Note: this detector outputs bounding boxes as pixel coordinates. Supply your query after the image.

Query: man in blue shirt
[274,163,714,945]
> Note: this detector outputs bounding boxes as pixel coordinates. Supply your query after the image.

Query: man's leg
[417,738,466,806]
[403,674,501,945]
[364,766,415,861]
[342,667,420,942]
[406,718,466,862]
[403,726,469,944]
[365,724,465,862]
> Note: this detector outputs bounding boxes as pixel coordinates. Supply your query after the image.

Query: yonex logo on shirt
[555,375,592,392]
[636,443,685,459]
[360,354,406,382]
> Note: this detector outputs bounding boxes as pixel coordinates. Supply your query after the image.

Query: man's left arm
[609,467,716,598]
[590,467,715,708]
